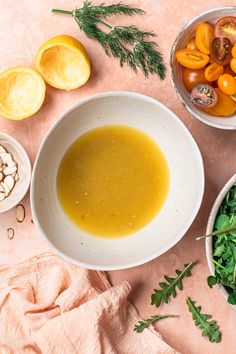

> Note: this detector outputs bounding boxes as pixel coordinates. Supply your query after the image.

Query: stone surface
[0,1,235,353]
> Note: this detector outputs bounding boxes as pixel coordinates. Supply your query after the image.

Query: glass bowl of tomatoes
[170,7,236,130]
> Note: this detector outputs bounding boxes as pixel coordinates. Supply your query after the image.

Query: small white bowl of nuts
[0,132,31,213]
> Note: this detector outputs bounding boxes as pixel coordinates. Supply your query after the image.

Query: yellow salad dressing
[57,125,169,238]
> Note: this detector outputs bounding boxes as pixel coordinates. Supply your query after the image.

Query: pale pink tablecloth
[0,1,236,353]
[0,252,180,354]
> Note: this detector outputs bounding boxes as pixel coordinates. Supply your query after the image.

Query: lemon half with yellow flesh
[35,35,91,90]
[0,66,46,121]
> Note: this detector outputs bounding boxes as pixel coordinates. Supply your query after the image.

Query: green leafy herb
[207,275,217,288]
[151,261,197,307]
[186,297,221,343]
[206,183,236,305]
[134,314,178,333]
[51,1,166,79]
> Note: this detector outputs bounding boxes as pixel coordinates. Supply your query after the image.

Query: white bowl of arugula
[205,173,236,309]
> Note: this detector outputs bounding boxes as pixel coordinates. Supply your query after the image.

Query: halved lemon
[35,35,91,90]
[0,66,46,120]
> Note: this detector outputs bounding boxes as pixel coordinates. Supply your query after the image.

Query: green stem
[211,258,226,270]
[51,8,112,29]
[144,314,178,328]
[51,9,73,15]
[95,18,113,29]
[196,226,236,241]
[134,314,178,332]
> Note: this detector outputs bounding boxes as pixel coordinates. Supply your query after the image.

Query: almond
[0,191,5,201]
[16,204,25,223]
[0,145,6,153]
[3,165,17,176]
[4,175,15,191]
[1,182,10,197]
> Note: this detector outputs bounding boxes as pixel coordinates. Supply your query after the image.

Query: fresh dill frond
[51,1,166,79]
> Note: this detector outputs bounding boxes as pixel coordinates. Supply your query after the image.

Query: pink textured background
[0,1,235,353]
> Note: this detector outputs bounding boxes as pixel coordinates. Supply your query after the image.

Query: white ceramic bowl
[206,173,236,309]
[31,92,204,270]
[170,7,236,130]
[0,132,31,213]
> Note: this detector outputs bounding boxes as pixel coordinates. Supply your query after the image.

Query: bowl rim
[31,91,205,270]
[0,131,31,213]
[206,172,236,309]
[170,6,236,131]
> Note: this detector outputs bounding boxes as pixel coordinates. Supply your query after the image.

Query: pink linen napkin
[0,252,180,354]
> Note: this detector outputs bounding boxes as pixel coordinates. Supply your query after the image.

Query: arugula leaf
[133,314,178,333]
[209,183,236,304]
[215,214,230,230]
[207,275,217,288]
[186,297,222,343]
[228,291,236,305]
[151,261,197,307]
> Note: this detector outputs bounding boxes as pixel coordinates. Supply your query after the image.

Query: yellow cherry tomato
[218,74,236,95]
[204,88,236,116]
[176,49,209,69]
[230,58,236,73]
[232,43,236,58]
[204,63,224,81]
[196,22,214,54]
[186,38,197,50]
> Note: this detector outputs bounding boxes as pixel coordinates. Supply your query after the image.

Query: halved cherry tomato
[190,83,217,107]
[204,88,236,116]
[186,38,198,50]
[218,73,236,95]
[230,58,236,73]
[210,37,232,65]
[224,64,236,76]
[182,68,209,92]
[196,22,214,54]
[204,63,223,81]
[176,48,209,69]
[232,43,236,58]
[215,17,236,44]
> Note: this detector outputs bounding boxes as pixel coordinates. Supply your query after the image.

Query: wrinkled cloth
[0,252,180,354]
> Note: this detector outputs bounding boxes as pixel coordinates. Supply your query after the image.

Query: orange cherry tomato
[204,63,223,81]
[186,38,197,50]
[232,43,236,58]
[218,74,236,95]
[176,49,209,69]
[196,22,214,54]
[182,68,209,92]
[204,88,236,116]
[230,58,236,73]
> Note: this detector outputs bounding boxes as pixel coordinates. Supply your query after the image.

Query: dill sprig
[51,1,166,79]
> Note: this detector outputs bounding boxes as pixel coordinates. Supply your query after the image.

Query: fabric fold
[0,252,180,354]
